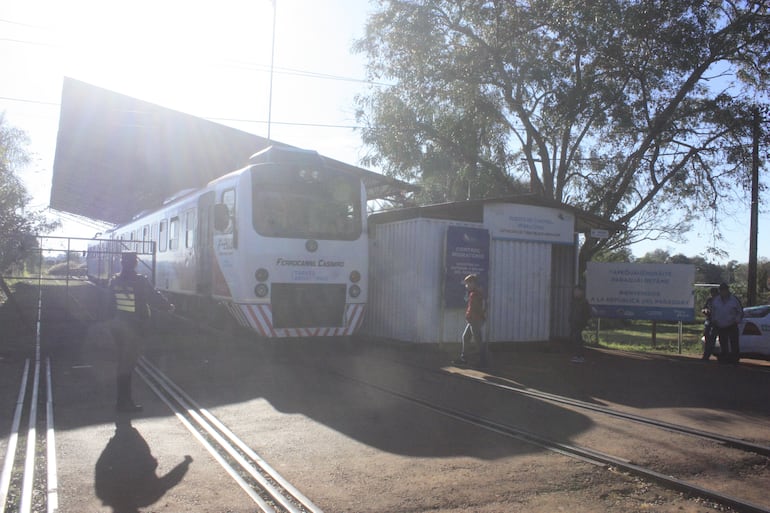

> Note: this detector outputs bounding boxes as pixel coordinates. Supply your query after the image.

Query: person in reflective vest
[109,252,174,412]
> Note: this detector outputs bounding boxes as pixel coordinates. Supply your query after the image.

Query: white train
[87,146,368,337]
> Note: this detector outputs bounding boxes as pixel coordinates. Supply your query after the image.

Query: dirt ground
[2,283,770,512]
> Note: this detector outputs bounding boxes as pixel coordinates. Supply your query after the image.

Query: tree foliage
[0,113,58,273]
[355,0,770,263]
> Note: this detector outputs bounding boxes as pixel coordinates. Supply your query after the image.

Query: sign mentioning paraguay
[586,263,695,322]
[484,203,574,244]
[444,226,490,308]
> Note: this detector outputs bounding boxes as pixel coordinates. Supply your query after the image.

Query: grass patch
[585,319,703,355]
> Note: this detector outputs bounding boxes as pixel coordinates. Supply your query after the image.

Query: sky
[1,0,767,265]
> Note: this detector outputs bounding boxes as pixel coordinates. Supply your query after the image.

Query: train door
[197,191,215,294]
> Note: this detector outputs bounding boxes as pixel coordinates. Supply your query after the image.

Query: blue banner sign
[444,226,490,308]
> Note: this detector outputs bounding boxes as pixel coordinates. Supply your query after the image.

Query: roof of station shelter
[368,195,625,235]
[50,78,417,225]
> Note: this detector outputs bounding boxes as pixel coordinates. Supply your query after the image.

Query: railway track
[0,358,58,513]
[0,356,322,513]
[324,350,770,513]
[136,357,323,513]
[372,351,770,457]
[5,277,767,513]
[1,276,58,513]
[444,365,770,457]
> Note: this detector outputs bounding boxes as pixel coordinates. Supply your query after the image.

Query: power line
[0,94,363,130]
[208,116,361,130]
[0,34,385,87]
[0,18,50,29]
[0,95,59,107]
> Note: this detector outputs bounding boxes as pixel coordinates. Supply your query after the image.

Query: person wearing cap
[709,282,743,364]
[109,252,174,412]
[453,274,488,368]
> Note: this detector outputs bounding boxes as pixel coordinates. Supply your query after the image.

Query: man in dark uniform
[109,252,174,412]
[569,286,592,363]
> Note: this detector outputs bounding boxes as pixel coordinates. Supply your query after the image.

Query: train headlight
[349,270,361,283]
[348,284,361,298]
[254,283,269,298]
[255,268,269,282]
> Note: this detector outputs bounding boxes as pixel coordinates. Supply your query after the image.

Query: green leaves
[0,115,59,272]
[355,0,769,259]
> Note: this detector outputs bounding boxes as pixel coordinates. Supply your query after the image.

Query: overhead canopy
[51,78,417,225]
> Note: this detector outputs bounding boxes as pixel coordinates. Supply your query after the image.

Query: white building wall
[364,218,483,343]
[487,240,552,342]
[366,203,579,344]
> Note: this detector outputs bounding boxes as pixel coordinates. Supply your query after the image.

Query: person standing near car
[709,282,743,364]
[701,287,720,361]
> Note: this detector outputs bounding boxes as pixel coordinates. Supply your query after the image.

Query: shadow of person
[95,416,193,513]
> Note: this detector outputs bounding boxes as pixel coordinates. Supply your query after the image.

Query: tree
[0,113,58,273]
[355,1,770,268]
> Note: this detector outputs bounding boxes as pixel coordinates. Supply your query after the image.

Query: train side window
[159,220,168,252]
[142,224,150,253]
[221,189,235,234]
[185,209,195,248]
[169,216,180,250]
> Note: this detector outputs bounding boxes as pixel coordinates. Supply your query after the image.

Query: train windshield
[251,164,362,240]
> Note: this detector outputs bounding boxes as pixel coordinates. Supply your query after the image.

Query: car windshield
[251,164,362,240]
[743,305,770,319]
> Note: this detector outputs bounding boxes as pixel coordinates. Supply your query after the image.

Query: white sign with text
[484,203,574,244]
[586,262,695,321]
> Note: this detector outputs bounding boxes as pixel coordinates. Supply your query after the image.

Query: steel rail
[333,369,770,513]
[447,367,770,457]
[139,357,323,513]
[138,358,320,513]
[19,359,40,513]
[368,352,770,458]
[135,365,276,513]
[137,359,300,513]
[45,358,58,513]
[0,359,30,513]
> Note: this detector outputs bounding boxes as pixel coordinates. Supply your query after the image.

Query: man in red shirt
[453,274,488,368]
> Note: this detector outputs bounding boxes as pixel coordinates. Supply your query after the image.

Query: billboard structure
[586,263,696,322]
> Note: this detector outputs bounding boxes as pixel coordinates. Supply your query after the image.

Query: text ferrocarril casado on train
[276,258,345,267]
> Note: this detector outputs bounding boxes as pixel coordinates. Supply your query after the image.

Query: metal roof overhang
[50,78,417,225]
[368,195,625,235]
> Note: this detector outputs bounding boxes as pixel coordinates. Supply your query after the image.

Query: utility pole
[267,0,277,142]
[747,107,760,306]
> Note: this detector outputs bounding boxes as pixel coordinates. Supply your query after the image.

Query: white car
[701,305,770,360]
[738,305,770,359]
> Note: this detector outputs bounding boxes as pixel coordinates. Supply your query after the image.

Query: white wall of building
[364,202,578,344]
[364,218,482,343]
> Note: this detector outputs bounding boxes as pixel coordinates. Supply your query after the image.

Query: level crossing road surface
[1,285,770,512]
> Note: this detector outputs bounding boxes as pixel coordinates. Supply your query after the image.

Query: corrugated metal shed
[487,239,552,342]
[365,218,482,343]
[50,78,417,225]
[365,197,620,344]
